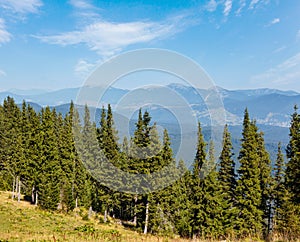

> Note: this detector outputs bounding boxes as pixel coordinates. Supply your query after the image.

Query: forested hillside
[0,96,300,241]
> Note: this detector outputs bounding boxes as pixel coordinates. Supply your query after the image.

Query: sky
[0,0,300,92]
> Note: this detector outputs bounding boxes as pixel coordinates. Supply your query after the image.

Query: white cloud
[273,45,286,53]
[252,52,300,88]
[224,0,232,16]
[249,0,270,10]
[206,0,218,12]
[0,0,43,13]
[0,69,6,77]
[75,59,95,77]
[264,18,280,27]
[265,18,280,27]
[297,29,300,41]
[69,0,94,9]
[69,0,100,20]
[0,18,11,45]
[35,15,188,57]
[236,0,246,15]
[271,18,280,25]
[249,0,260,9]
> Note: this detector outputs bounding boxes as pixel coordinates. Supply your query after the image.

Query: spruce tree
[96,104,121,221]
[218,124,237,236]
[272,143,286,231]
[148,129,176,236]
[128,109,162,234]
[280,106,300,238]
[38,107,61,210]
[235,109,263,237]
[257,130,272,236]
[199,140,223,239]
[286,105,300,204]
[0,97,25,198]
[191,122,207,238]
[20,102,42,204]
[71,103,93,209]
[172,160,193,238]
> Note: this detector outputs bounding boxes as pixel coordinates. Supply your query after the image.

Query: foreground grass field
[0,191,298,242]
[0,191,191,242]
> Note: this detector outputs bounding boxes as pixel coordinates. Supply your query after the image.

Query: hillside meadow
[0,191,192,242]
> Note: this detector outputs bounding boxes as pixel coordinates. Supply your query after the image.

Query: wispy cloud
[252,52,300,88]
[69,0,94,9]
[205,0,270,17]
[224,0,232,16]
[249,0,270,10]
[271,18,280,25]
[249,0,260,9]
[0,18,11,45]
[0,0,43,14]
[273,45,286,53]
[69,0,101,20]
[35,15,189,57]
[205,0,218,12]
[0,68,6,77]
[265,18,280,27]
[75,59,96,77]
[236,0,246,15]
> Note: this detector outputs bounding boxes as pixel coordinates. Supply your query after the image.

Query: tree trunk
[15,177,18,200]
[17,177,21,202]
[75,197,78,208]
[31,185,35,204]
[143,198,149,235]
[57,188,63,210]
[88,206,93,219]
[133,193,137,226]
[12,176,15,200]
[35,191,38,206]
[267,201,272,235]
[104,207,108,223]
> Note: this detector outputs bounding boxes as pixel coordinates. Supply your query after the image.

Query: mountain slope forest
[0,97,300,241]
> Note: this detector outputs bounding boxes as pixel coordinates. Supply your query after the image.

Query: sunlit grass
[0,191,191,242]
[0,191,298,242]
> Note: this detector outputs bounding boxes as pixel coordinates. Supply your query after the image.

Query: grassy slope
[0,191,189,242]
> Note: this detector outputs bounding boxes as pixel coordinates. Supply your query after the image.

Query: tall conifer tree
[235,109,263,237]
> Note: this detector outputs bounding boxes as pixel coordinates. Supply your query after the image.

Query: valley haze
[1,83,298,163]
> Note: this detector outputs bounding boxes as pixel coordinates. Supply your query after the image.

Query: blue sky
[0,0,299,91]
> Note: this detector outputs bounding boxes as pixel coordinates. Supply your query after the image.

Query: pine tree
[172,160,193,238]
[38,107,61,210]
[80,105,104,210]
[199,141,223,239]
[96,104,121,221]
[71,103,93,209]
[127,109,163,234]
[20,102,42,204]
[286,105,300,204]
[0,97,25,199]
[279,106,300,238]
[148,129,176,236]
[191,122,207,238]
[272,143,286,231]
[218,124,237,237]
[257,130,272,237]
[235,109,263,237]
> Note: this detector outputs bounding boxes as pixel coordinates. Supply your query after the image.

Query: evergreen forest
[0,96,300,241]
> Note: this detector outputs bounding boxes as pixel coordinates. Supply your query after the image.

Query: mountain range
[1,83,299,127]
[1,83,299,163]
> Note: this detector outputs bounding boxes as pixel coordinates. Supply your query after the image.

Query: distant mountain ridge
[1,83,299,128]
[3,84,298,163]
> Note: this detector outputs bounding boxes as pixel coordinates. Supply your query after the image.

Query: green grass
[0,191,189,242]
[0,191,297,242]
